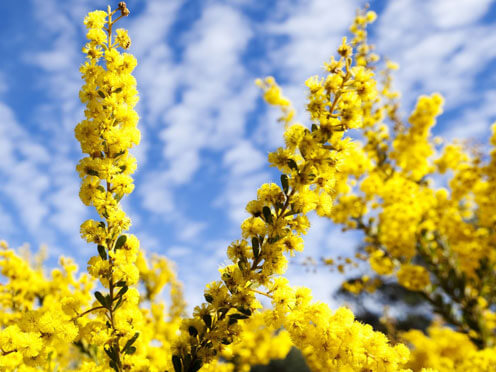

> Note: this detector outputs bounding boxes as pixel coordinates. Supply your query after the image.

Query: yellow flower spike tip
[75,3,144,371]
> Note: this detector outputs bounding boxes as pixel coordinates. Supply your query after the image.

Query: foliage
[0,3,495,372]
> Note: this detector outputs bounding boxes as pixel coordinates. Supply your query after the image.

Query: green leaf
[97,245,107,260]
[98,221,106,229]
[98,90,106,98]
[287,159,298,171]
[172,355,182,372]
[114,235,127,250]
[236,307,252,316]
[188,326,198,337]
[123,332,139,353]
[97,185,106,193]
[191,359,203,372]
[281,174,289,194]
[86,169,99,176]
[229,313,249,320]
[202,314,212,328]
[311,123,318,132]
[113,87,122,94]
[115,280,127,287]
[117,286,128,298]
[104,347,114,360]
[126,346,136,355]
[109,361,118,372]
[238,260,247,271]
[95,291,108,308]
[113,297,123,311]
[263,206,273,224]
[204,294,214,303]
[217,307,229,319]
[252,237,260,258]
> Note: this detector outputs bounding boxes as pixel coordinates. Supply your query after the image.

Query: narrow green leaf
[114,235,127,250]
[281,174,289,194]
[104,347,113,360]
[204,294,214,303]
[188,326,198,337]
[236,307,252,316]
[95,291,108,308]
[117,286,128,298]
[262,206,273,224]
[287,159,298,171]
[126,346,136,355]
[123,332,139,352]
[109,361,118,372]
[97,245,107,260]
[252,237,260,258]
[202,314,212,328]
[191,359,203,372]
[86,169,99,176]
[113,297,123,311]
[97,185,106,193]
[311,123,318,132]
[98,90,106,98]
[238,260,247,271]
[172,355,182,372]
[115,280,127,287]
[113,87,123,94]
[217,307,229,319]
[229,313,249,320]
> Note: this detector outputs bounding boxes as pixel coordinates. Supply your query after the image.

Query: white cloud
[376,0,496,115]
[223,140,266,175]
[216,140,269,223]
[159,3,255,184]
[137,2,259,231]
[177,220,207,241]
[444,89,496,141]
[130,0,183,123]
[427,0,493,29]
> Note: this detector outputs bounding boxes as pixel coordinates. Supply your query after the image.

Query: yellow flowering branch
[75,3,143,371]
[169,13,411,372]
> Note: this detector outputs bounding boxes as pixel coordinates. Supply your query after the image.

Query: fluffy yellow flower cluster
[403,325,496,371]
[314,6,496,368]
[0,241,187,371]
[0,242,92,370]
[201,312,293,372]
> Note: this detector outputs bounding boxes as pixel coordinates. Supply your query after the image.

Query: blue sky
[1,0,496,308]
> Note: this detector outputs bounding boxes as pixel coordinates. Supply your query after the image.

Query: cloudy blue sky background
[1,0,496,308]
